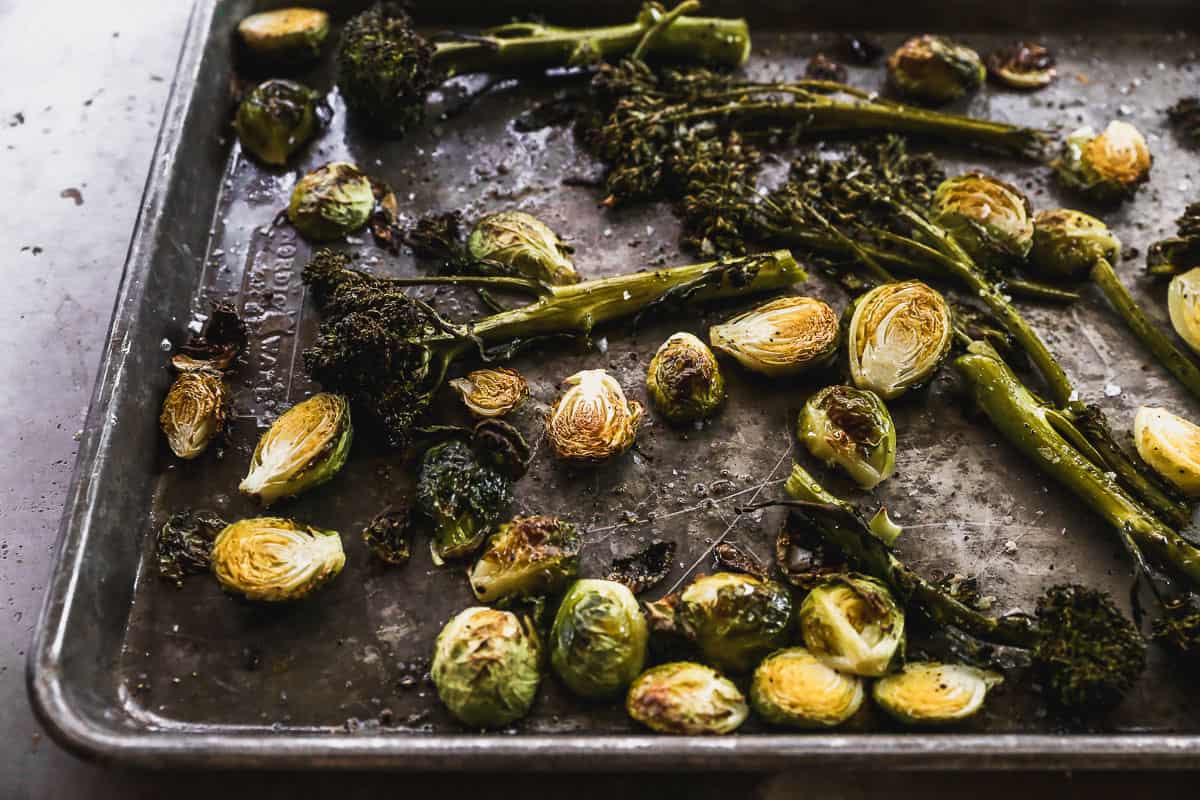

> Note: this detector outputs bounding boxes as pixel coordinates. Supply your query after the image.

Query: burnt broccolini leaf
[417,439,513,565]
[363,504,413,565]
[1147,202,1200,278]
[471,419,532,481]
[157,510,226,587]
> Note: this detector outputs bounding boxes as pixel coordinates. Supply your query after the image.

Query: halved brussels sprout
[799,385,897,490]
[160,368,228,460]
[234,79,320,166]
[750,647,865,728]
[872,662,1002,725]
[239,393,352,506]
[1053,121,1151,203]
[287,162,374,242]
[931,172,1034,269]
[550,579,648,699]
[645,572,793,673]
[1134,406,1200,496]
[1030,209,1121,282]
[237,7,330,67]
[886,35,985,105]
[709,296,840,378]
[449,367,529,418]
[467,210,579,286]
[799,574,905,677]
[646,332,725,423]
[417,439,513,565]
[847,281,952,400]
[547,369,643,462]
[986,42,1056,90]
[1168,267,1200,355]
[469,516,581,603]
[626,662,748,735]
[210,516,345,602]
[431,607,541,728]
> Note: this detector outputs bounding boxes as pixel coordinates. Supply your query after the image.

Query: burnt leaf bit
[712,541,768,579]
[157,510,226,587]
[774,511,848,589]
[607,540,676,595]
[363,504,413,565]
[471,419,532,480]
[805,53,847,84]
[1167,97,1200,147]
[176,301,248,371]
[1147,202,1200,277]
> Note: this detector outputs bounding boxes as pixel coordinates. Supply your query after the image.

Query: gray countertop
[0,0,1196,796]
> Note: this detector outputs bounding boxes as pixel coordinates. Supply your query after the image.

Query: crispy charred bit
[607,540,676,595]
[712,541,767,580]
[987,42,1056,90]
[1167,97,1200,147]
[363,504,413,565]
[157,509,226,587]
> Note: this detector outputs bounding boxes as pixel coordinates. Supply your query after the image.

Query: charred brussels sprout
[547,369,643,462]
[626,662,748,734]
[931,172,1034,269]
[847,281,952,400]
[1053,121,1151,204]
[362,505,413,565]
[550,579,648,699]
[157,509,225,587]
[467,211,579,285]
[468,516,580,603]
[234,79,320,166]
[646,332,725,423]
[1134,406,1200,497]
[645,572,793,673]
[886,35,985,105]
[872,662,1002,725]
[986,42,1056,90]
[287,162,374,242]
[239,393,352,506]
[1030,209,1121,282]
[210,517,345,602]
[799,385,896,491]
[417,439,513,564]
[749,647,864,728]
[799,574,905,677]
[160,367,227,460]
[449,367,529,419]
[237,7,329,67]
[431,607,541,728]
[1169,267,1200,355]
[709,296,840,377]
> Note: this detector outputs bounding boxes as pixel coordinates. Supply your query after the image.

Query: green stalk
[955,342,1200,589]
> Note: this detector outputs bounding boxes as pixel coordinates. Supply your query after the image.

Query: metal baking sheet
[28,0,1200,770]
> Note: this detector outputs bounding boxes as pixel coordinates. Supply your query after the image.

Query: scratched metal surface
[28,0,1200,770]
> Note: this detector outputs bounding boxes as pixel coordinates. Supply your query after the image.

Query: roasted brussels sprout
[799,574,905,677]
[1133,406,1200,497]
[467,210,579,285]
[431,607,541,728]
[362,505,412,565]
[160,367,228,460]
[157,509,225,587]
[417,439,513,564]
[287,162,374,242]
[709,296,840,378]
[646,332,725,423]
[237,7,330,67]
[234,79,320,166]
[847,281,952,400]
[210,517,345,602]
[1053,121,1151,204]
[547,369,643,462]
[749,647,865,728]
[873,662,1002,725]
[1169,267,1200,355]
[799,385,897,490]
[468,516,580,603]
[239,393,352,506]
[1030,209,1121,282]
[931,172,1034,269]
[550,579,648,699]
[626,662,748,735]
[886,35,985,105]
[986,42,1056,90]
[645,572,793,673]
[449,368,529,419]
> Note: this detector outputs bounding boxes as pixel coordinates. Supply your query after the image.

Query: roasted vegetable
[750,647,864,729]
[873,662,1001,725]
[548,369,644,461]
[799,574,905,677]
[1167,96,1200,147]
[417,439,513,564]
[337,1,751,137]
[931,172,1034,270]
[709,296,840,377]
[550,579,648,699]
[287,162,374,241]
[646,332,725,423]
[1052,121,1151,204]
[470,419,532,480]
[606,540,676,595]
[234,79,320,166]
[847,281,952,400]
[1169,267,1200,355]
[626,662,748,734]
[799,385,896,490]
[239,393,352,506]
[449,368,530,419]
[1147,203,1200,278]
[237,7,329,67]
[362,505,413,565]
[160,367,227,460]
[431,607,541,728]
[645,572,792,673]
[467,211,579,286]
[986,42,1056,90]
[886,35,985,105]
[468,516,580,603]
[157,509,225,587]
[210,517,345,602]
[1134,406,1200,497]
